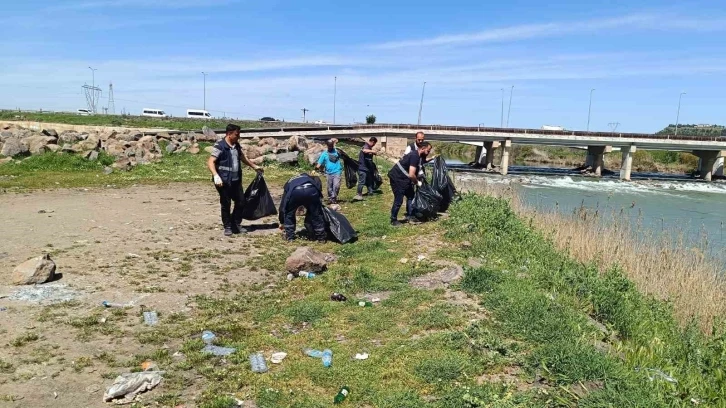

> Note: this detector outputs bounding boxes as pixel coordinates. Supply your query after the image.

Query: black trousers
[216,179,244,230]
[284,187,325,240]
[389,175,414,221]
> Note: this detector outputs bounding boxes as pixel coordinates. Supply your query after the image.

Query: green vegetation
[0,111,307,131]
[658,124,726,137]
[366,114,377,124]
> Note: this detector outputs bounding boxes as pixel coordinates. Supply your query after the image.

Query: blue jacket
[278,174,323,224]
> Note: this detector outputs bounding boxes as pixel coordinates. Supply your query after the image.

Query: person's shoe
[352,194,364,201]
[234,225,248,234]
[223,227,234,237]
[390,220,403,227]
[406,216,421,224]
[285,235,295,242]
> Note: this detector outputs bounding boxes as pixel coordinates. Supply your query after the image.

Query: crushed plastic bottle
[298,271,316,279]
[304,348,324,358]
[102,301,126,308]
[330,293,347,302]
[249,353,268,373]
[322,349,333,367]
[201,330,216,344]
[334,386,350,404]
[143,311,158,326]
[357,300,373,307]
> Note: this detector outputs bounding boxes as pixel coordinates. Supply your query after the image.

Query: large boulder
[204,146,214,154]
[285,247,337,274]
[276,151,299,165]
[1,131,14,142]
[1,138,28,157]
[12,254,57,285]
[115,132,138,142]
[42,129,58,137]
[287,135,308,152]
[58,131,82,144]
[112,157,133,171]
[24,135,56,155]
[104,140,126,157]
[73,133,100,152]
[99,130,117,142]
[258,137,277,147]
[305,144,326,165]
[187,143,200,154]
[242,145,264,160]
[165,143,177,154]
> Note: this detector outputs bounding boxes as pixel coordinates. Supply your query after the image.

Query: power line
[107,82,115,115]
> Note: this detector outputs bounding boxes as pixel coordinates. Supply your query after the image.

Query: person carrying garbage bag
[387,141,432,226]
[278,173,326,242]
[207,123,263,236]
[314,139,342,204]
[353,137,379,201]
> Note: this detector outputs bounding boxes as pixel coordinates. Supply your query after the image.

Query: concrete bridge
[232,124,726,181]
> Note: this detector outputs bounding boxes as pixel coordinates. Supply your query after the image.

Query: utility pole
[301,108,309,123]
[675,91,686,137]
[587,88,595,131]
[107,82,115,115]
[500,88,504,127]
[201,72,207,111]
[417,81,426,125]
[506,85,514,128]
[333,76,337,125]
[608,122,620,135]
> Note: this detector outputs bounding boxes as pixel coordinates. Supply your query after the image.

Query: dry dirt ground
[0,183,284,407]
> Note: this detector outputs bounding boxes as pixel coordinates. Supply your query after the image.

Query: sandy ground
[0,183,283,407]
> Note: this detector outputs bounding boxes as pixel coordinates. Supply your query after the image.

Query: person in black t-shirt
[353,137,378,201]
[387,141,432,226]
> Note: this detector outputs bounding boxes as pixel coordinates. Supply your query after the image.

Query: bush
[366,114,376,124]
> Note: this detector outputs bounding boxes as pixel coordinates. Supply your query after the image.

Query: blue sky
[2,0,726,132]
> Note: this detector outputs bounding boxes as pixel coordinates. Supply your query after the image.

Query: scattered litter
[249,353,268,373]
[102,301,126,308]
[357,300,373,307]
[143,311,159,326]
[381,235,387,240]
[270,352,287,364]
[286,273,294,281]
[201,330,216,344]
[127,253,141,258]
[53,392,58,399]
[172,351,184,358]
[399,258,408,264]
[298,271,316,279]
[636,367,678,383]
[304,348,323,358]
[202,344,236,356]
[334,386,350,404]
[417,255,426,261]
[322,349,333,367]
[7,283,78,304]
[38,209,54,214]
[141,361,158,371]
[99,317,107,324]
[103,371,164,404]
[330,293,347,302]
[371,297,381,303]
[354,353,369,360]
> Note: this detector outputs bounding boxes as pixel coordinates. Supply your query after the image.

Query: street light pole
[88,66,97,113]
[333,76,337,125]
[675,91,686,137]
[201,72,207,111]
[506,85,514,128]
[417,81,426,125]
[500,88,504,127]
[587,88,595,132]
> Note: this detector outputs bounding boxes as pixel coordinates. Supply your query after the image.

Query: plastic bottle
[357,300,373,307]
[304,348,324,358]
[322,349,333,367]
[143,311,159,326]
[101,301,125,308]
[298,271,316,279]
[249,352,268,373]
[330,293,347,302]
[334,386,350,404]
[201,330,216,345]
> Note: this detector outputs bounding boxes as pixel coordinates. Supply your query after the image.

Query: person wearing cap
[207,123,263,236]
[278,173,326,242]
[387,141,432,226]
[315,138,342,204]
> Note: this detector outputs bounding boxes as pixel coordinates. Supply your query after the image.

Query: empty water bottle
[249,352,268,373]
[322,349,333,367]
[201,330,216,344]
[298,271,316,279]
[334,386,350,404]
[357,300,373,307]
[304,348,324,358]
[101,301,125,308]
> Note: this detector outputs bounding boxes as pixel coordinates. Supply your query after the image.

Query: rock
[156,132,170,139]
[165,143,177,154]
[305,143,326,165]
[204,146,214,154]
[258,137,277,147]
[180,141,192,148]
[1,138,28,157]
[112,157,132,171]
[105,140,126,157]
[187,144,200,154]
[24,136,56,155]
[461,241,472,248]
[0,131,13,141]
[115,133,137,142]
[410,263,464,290]
[262,153,277,162]
[99,130,117,141]
[0,157,13,164]
[276,151,299,165]
[12,254,57,285]
[46,144,60,153]
[285,247,337,273]
[287,135,308,152]
[103,166,113,175]
[74,134,100,151]
[61,143,75,153]
[138,135,155,144]
[42,129,58,137]
[242,145,264,160]
[250,156,265,165]
[58,131,82,144]
[86,151,99,161]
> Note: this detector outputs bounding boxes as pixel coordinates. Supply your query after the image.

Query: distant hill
[657,124,726,136]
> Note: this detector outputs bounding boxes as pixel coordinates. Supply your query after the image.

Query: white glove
[417,181,423,187]
[213,175,223,186]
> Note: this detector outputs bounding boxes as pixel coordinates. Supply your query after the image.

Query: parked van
[76,109,92,116]
[187,109,212,119]
[141,108,168,118]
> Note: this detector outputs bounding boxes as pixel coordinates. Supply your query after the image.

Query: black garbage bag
[241,172,278,220]
[304,207,358,243]
[411,179,443,221]
[431,157,458,212]
[337,148,359,189]
[371,163,383,190]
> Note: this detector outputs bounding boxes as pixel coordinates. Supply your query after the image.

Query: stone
[74,133,100,151]
[24,135,56,155]
[105,141,126,157]
[12,254,57,285]
[410,263,464,290]
[165,143,177,154]
[1,138,28,157]
[46,144,60,153]
[138,135,155,144]
[99,130,117,141]
[42,129,58,137]
[0,157,13,164]
[258,137,277,147]
[187,143,200,154]
[61,143,76,153]
[285,247,337,273]
[305,143,326,165]
[250,156,265,165]
[204,146,214,154]
[58,131,82,144]
[0,131,13,141]
[103,166,113,175]
[156,132,170,139]
[461,241,472,248]
[287,135,308,152]
[115,133,137,142]
[276,151,299,165]
[242,145,264,160]
[86,151,99,161]
[112,157,132,171]
[262,153,277,162]
[273,146,288,154]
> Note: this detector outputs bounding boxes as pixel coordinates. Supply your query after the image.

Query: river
[442,158,726,266]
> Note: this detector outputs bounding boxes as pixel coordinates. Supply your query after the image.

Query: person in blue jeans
[315,139,342,204]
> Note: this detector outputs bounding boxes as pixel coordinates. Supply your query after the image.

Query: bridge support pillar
[694,150,720,181]
[587,146,607,177]
[500,139,511,176]
[715,157,724,177]
[619,145,636,181]
[474,142,496,169]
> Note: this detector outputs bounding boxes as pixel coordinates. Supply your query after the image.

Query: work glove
[213,175,223,186]
[417,181,423,187]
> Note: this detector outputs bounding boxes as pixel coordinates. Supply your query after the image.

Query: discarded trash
[322,349,333,368]
[287,273,294,281]
[354,353,369,360]
[357,301,373,307]
[140,361,158,371]
[417,255,426,262]
[0,307,7,312]
[298,271,316,279]
[102,301,126,308]
[304,348,324,358]
[249,353,268,373]
[636,367,678,383]
[371,298,381,303]
[334,386,350,404]
[399,258,408,264]
[127,253,141,258]
[271,352,287,364]
[202,344,237,356]
[8,283,78,304]
[143,311,158,326]
[201,330,216,344]
[330,293,347,302]
[103,371,164,403]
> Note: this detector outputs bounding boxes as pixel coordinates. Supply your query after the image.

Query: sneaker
[224,228,234,237]
[234,225,248,234]
[390,220,403,227]
[353,195,364,201]
[406,216,421,224]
